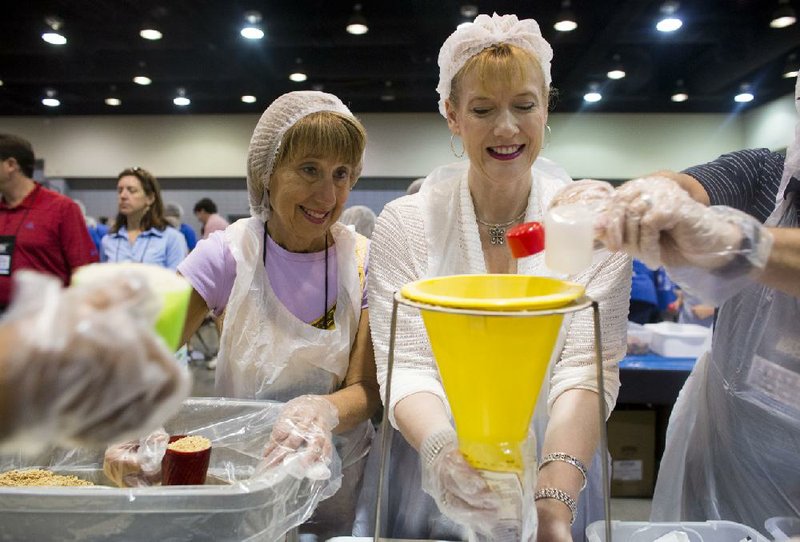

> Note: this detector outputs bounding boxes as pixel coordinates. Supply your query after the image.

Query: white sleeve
[549,251,631,417]
[367,199,450,428]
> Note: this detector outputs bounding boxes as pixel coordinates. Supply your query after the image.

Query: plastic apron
[651,82,800,534]
[354,159,609,541]
[218,218,374,537]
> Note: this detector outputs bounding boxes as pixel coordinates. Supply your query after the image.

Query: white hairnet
[339,205,376,238]
[164,202,183,219]
[436,13,553,117]
[247,90,356,221]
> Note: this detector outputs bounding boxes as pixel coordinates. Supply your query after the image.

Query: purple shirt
[178,231,368,322]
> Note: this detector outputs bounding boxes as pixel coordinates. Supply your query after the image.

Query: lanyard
[115,231,153,263]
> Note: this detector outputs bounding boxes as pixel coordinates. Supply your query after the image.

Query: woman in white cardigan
[355,13,631,542]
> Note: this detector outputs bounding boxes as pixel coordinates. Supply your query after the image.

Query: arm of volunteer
[180,287,211,346]
[322,308,381,433]
[650,170,710,206]
[759,227,800,297]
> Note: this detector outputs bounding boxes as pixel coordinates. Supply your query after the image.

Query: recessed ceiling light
[554,20,578,32]
[346,4,369,35]
[656,1,682,32]
[583,91,602,102]
[241,95,257,103]
[105,97,122,106]
[289,72,307,82]
[240,11,265,40]
[133,75,152,85]
[770,0,797,28]
[139,28,163,40]
[554,0,577,32]
[42,32,67,45]
[784,68,799,79]
[607,69,626,80]
[42,89,60,107]
[734,84,754,103]
[173,88,190,106]
[0,79,4,87]
[671,92,689,102]
[42,16,67,45]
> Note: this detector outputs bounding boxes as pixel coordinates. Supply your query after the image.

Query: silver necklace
[475,210,526,245]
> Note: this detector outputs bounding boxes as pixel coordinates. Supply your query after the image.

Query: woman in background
[100,167,187,270]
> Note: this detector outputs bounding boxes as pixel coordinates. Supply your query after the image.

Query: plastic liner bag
[0,398,343,542]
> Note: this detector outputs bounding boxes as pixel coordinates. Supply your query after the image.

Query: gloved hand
[420,429,505,537]
[599,177,771,273]
[0,270,190,453]
[548,178,615,213]
[103,428,169,487]
[260,395,338,480]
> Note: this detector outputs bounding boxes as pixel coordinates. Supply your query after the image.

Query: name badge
[0,235,15,276]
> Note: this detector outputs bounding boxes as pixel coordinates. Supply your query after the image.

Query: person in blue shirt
[629,259,677,324]
[164,202,198,251]
[100,167,187,270]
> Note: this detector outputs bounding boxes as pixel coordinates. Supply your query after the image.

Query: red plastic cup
[161,435,212,486]
[506,221,546,258]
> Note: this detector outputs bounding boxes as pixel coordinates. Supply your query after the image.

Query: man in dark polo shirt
[0,134,98,311]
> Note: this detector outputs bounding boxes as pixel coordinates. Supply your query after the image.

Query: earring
[450,133,465,158]
[542,124,552,150]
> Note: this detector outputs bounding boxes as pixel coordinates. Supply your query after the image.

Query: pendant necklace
[475,209,526,245]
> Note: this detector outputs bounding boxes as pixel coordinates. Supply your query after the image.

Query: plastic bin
[644,322,711,358]
[626,321,653,355]
[585,520,770,542]
[0,398,341,542]
[765,516,800,541]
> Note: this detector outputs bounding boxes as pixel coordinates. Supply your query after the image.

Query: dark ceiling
[1,0,798,116]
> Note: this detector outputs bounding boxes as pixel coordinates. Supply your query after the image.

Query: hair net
[436,13,553,117]
[339,205,376,238]
[247,91,356,221]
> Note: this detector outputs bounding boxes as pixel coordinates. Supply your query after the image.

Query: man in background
[193,197,228,239]
[0,134,98,312]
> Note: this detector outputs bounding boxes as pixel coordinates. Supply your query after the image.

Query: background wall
[1,91,793,234]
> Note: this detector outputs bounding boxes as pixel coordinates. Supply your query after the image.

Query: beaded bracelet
[538,452,588,491]
[534,487,577,525]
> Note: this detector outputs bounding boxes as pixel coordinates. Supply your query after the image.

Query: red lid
[506,221,545,258]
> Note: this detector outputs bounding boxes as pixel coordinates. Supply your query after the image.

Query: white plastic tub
[765,516,800,541]
[0,398,340,542]
[585,520,769,542]
[644,322,711,358]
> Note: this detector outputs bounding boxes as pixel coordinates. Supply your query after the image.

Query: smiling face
[117,174,154,218]
[267,156,356,252]
[445,45,549,187]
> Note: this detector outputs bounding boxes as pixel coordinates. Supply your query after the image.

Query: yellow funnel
[72,263,192,351]
[401,274,584,473]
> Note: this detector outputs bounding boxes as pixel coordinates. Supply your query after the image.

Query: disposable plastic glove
[548,178,615,214]
[0,270,190,452]
[260,395,338,481]
[420,429,507,538]
[102,428,169,487]
[598,176,769,269]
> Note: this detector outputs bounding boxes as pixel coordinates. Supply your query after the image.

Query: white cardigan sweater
[368,160,632,427]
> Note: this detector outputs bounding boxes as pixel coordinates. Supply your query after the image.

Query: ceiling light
[583,84,602,103]
[770,0,797,28]
[782,53,799,79]
[671,80,689,102]
[42,89,60,107]
[734,83,754,103]
[380,81,396,102]
[656,1,683,32]
[241,95,257,103]
[173,88,190,107]
[133,75,152,85]
[105,97,122,106]
[0,79,4,86]
[240,11,265,40]
[460,4,478,18]
[139,27,163,40]
[554,0,578,32]
[290,58,307,82]
[606,54,626,80]
[42,15,67,45]
[346,4,369,35]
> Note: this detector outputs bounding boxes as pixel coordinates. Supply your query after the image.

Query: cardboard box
[607,409,656,497]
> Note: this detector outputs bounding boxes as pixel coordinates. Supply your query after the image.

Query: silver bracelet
[419,429,457,467]
[534,487,577,525]
[539,452,588,491]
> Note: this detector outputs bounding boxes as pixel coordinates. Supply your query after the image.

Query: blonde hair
[273,110,367,180]
[449,43,548,109]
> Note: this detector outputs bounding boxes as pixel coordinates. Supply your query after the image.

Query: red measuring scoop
[506,221,545,258]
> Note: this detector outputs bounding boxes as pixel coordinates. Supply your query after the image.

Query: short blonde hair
[273,111,367,180]
[449,43,548,109]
